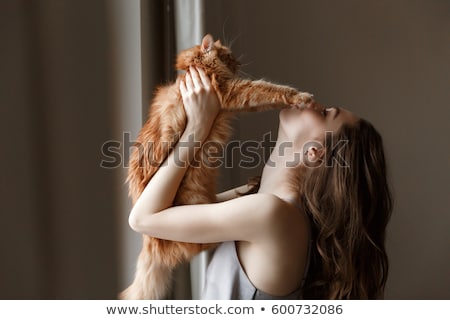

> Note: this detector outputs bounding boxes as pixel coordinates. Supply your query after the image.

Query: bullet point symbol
[261,307,265,311]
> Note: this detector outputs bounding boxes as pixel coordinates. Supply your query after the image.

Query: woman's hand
[180,66,220,142]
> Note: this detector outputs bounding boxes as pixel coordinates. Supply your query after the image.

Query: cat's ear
[201,34,214,52]
[214,39,222,46]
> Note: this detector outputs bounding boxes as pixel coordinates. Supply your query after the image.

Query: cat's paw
[290,92,314,109]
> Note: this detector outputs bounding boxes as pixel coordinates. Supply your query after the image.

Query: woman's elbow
[128,210,140,232]
[128,209,150,234]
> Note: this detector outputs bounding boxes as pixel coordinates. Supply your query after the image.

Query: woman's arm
[129,129,201,226]
[131,192,285,244]
[129,66,220,228]
[128,68,289,244]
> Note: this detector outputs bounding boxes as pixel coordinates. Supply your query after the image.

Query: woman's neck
[258,140,305,203]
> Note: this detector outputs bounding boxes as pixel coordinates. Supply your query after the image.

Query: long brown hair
[301,119,393,299]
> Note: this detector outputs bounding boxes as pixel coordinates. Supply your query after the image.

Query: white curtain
[109,0,144,295]
[174,0,207,300]
[174,0,205,51]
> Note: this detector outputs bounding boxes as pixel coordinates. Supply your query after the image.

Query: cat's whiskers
[235,54,255,79]
[235,52,254,64]
[222,17,230,46]
[238,69,255,80]
[228,32,241,50]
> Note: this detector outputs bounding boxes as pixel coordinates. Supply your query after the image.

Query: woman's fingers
[180,68,217,104]
[185,72,194,92]
[196,67,211,89]
[179,79,187,97]
[189,66,202,91]
[187,66,211,91]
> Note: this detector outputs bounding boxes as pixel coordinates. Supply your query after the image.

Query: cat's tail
[119,236,174,300]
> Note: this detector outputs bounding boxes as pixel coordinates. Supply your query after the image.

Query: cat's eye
[322,109,328,117]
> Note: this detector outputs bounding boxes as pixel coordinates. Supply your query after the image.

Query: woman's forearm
[129,67,220,232]
[129,129,201,227]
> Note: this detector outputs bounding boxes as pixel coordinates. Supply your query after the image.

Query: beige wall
[205,0,450,299]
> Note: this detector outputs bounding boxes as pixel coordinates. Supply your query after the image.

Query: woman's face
[279,104,359,145]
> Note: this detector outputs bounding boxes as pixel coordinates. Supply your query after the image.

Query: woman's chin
[280,108,302,120]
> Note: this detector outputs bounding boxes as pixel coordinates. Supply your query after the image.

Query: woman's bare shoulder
[229,193,305,236]
[223,192,285,215]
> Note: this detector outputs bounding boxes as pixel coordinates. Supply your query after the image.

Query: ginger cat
[120,34,313,299]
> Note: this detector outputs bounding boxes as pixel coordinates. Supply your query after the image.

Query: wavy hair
[301,119,393,299]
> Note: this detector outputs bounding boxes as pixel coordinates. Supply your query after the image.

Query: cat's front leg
[221,79,314,112]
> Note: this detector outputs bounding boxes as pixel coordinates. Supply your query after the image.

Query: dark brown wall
[205,0,450,299]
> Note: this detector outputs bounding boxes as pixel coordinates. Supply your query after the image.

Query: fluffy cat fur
[120,34,313,299]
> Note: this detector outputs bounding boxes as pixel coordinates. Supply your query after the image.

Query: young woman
[129,67,393,299]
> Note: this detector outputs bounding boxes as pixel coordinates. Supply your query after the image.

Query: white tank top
[201,240,311,300]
